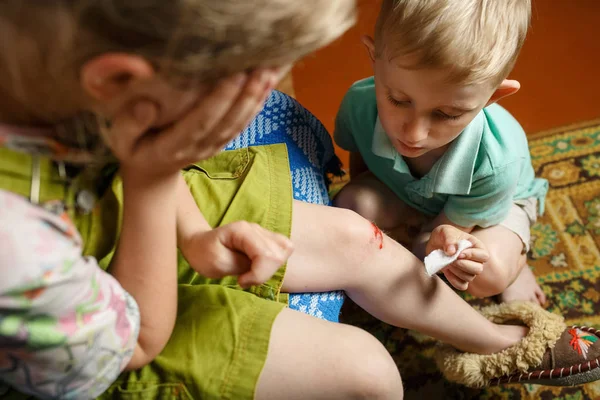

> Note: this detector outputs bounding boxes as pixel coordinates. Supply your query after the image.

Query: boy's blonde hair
[374,0,531,86]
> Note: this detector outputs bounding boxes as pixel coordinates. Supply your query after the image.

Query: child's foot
[490,325,600,386]
[437,302,600,388]
[500,266,546,306]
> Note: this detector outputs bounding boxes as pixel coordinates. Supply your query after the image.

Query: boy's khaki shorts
[0,144,293,400]
[498,198,538,254]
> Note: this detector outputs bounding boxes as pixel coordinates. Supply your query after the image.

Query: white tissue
[424,239,473,277]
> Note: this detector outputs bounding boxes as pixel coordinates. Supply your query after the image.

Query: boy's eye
[434,111,462,121]
[387,95,410,108]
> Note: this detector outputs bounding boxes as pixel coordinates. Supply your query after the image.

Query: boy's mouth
[397,140,424,153]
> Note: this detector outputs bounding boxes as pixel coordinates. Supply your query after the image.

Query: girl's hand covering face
[102,68,279,179]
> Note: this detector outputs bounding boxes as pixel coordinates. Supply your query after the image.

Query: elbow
[125,346,152,370]
[125,325,174,370]
[125,343,161,371]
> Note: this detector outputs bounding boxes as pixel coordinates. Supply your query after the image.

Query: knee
[467,252,515,298]
[334,183,384,223]
[343,328,404,400]
[330,208,386,255]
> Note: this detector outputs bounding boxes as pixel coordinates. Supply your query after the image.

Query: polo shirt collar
[371,113,484,195]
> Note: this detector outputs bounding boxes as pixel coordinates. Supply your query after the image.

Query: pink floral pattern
[0,190,140,399]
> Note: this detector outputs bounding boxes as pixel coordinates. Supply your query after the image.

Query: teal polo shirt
[334,77,548,228]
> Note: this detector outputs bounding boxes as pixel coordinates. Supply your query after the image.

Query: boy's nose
[402,118,428,144]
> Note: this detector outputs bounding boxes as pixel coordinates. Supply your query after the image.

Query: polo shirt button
[76,190,96,214]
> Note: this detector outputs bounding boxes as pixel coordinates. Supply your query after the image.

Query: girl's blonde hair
[3,0,355,83]
[72,0,356,83]
[375,0,531,86]
[0,1,356,159]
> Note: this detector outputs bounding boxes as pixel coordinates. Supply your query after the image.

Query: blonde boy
[334,0,549,304]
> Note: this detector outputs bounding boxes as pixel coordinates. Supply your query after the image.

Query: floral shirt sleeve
[0,190,140,399]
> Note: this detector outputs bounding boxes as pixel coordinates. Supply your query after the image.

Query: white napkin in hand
[424,239,473,277]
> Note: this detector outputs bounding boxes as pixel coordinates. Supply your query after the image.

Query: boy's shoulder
[481,104,530,158]
[346,76,376,96]
[341,77,377,112]
[470,103,531,177]
[337,77,378,134]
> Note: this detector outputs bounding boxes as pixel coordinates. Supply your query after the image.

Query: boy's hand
[102,69,276,179]
[426,225,489,291]
[181,221,294,288]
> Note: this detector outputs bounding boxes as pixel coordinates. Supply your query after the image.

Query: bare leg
[283,201,527,355]
[256,308,403,400]
[468,225,546,306]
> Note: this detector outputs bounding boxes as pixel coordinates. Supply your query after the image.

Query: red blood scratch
[371,222,384,250]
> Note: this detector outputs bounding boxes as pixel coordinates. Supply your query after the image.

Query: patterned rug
[341,120,600,399]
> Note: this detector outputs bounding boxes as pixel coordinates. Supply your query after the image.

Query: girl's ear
[81,54,155,102]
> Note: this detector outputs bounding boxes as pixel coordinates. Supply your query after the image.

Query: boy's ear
[361,35,377,68]
[485,79,520,107]
[81,54,155,102]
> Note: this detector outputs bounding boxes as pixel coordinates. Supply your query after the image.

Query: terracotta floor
[291,0,600,167]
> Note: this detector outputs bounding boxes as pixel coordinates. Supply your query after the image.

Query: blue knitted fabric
[225,90,345,322]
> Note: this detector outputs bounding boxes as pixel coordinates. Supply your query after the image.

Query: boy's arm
[413,166,519,259]
[349,151,368,178]
[336,104,369,179]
